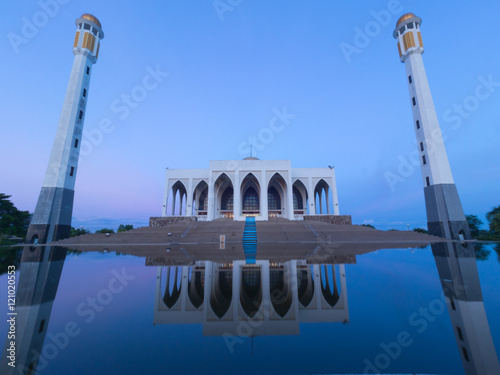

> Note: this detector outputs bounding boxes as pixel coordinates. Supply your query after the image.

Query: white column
[260,170,268,220]
[185,178,193,216]
[207,173,215,220]
[319,191,323,214]
[162,178,170,217]
[308,177,316,215]
[234,170,241,220]
[326,187,331,214]
[286,175,294,220]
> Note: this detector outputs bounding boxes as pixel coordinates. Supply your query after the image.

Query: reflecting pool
[0,242,499,374]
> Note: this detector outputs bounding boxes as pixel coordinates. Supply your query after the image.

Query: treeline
[70,224,134,237]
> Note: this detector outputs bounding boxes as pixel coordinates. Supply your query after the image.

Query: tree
[466,214,483,239]
[361,224,375,229]
[117,224,133,233]
[474,243,490,261]
[0,193,31,238]
[70,227,90,237]
[95,228,115,234]
[413,228,428,234]
[486,205,500,234]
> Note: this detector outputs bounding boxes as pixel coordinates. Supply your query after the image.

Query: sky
[1,0,499,231]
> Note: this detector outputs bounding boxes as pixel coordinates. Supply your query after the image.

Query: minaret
[26,14,104,244]
[393,14,470,240]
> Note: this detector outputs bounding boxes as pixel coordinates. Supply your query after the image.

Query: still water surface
[0,244,498,374]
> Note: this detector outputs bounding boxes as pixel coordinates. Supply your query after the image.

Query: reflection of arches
[162,267,182,309]
[320,265,340,307]
[210,268,232,318]
[188,267,204,309]
[214,173,234,218]
[314,179,332,215]
[168,180,187,216]
[268,173,287,217]
[297,265,314,307]
[240,268,262,318]
[241,173,261,216]
[270,268,292,317]
[192,180,208,216]
[293,179,308,215]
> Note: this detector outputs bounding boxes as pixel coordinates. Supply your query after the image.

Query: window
[399,25,405,35]
[92,27,98,36]
[420,142,424,151]
[83,88,87,97]
[84,23,91,30]
[407,22,414,29]
[198,189,207,211]
[268,187,281,210]
[86,66,90,75]
[416,120,420,129]
[426,176,430,186]
[74,139,79,148]
[457,327,464,341]
[39,320,45,333]
[243,187,259,211]
[70,167,75,176]
[412,97,416,106]
[408,75,412,84]
[293,187,303,210]
[462,347,470,362]
[79,110,83,120]
[422,155,426,165]
[78,23,82,29]
[221,188,233,211]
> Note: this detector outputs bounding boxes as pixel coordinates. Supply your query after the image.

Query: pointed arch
[268,173,287,217]
[192,180,208,216]
[240,268,262,318]
[293,179,308,215]
[314,179,333,215]
[210,267,233,319]
[214,173,234,219]
[240,173,261,217]
[297,264,314,307]
[161,267,182,309]
[188,266,204,309]
[270,266,293,317]
[168,180,188,216]
[320,265,340,307]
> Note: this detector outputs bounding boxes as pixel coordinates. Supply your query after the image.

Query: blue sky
[1,0,499,231]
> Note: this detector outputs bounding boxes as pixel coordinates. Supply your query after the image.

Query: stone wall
[149,216,197,227]
[304,215,352,225]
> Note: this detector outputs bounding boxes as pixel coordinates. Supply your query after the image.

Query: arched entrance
[268,173,287,218]
[215,173,234,218]
[240,173,260,217]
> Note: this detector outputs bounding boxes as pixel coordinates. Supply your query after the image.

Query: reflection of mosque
[154,260,348,335]
[431,242,500,374]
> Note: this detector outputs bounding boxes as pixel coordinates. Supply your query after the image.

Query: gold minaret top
[81,13,102,28]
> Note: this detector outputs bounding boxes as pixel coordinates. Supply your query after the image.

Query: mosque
[162,158,339,221]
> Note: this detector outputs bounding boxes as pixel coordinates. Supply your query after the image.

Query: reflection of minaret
[431,242,500,374]
[393,14,470,240]
[153,260,349,335]
[26,14,104,244]
[0,246,68,374]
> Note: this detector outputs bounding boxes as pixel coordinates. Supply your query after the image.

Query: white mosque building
[161,158,340,221]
